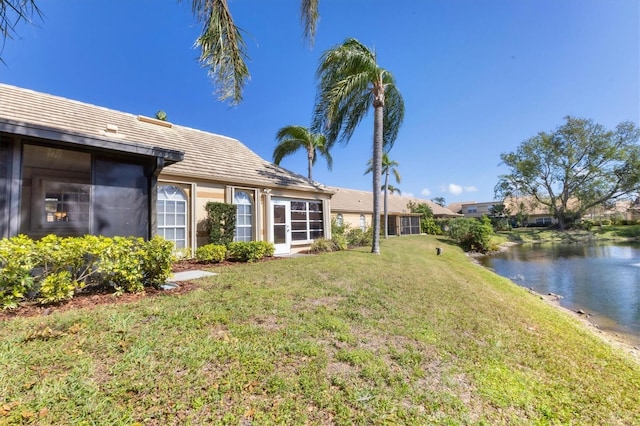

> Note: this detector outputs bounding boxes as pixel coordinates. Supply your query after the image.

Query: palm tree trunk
[307,147,314,180]
[371,103,384,254]
[384,170,389,239]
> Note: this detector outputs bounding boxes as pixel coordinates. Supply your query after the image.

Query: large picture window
[157,185,187,248]
[291,200,323,241]
[234,190,253,242]
[401,216,421,235]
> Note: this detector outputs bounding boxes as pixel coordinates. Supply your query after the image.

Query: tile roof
[0,84,331,193]
[330,187,461,217]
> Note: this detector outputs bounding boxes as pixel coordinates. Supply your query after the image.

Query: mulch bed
[0,257,281,321]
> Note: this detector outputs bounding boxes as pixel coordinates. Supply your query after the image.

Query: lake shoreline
[469,240,640,364]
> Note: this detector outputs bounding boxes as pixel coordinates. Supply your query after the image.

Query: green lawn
[1,236,639,425]
[499,224,640,244]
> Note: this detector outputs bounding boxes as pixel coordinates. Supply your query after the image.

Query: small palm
[273,125,332,180]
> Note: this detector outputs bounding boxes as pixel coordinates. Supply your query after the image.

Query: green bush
[195,244,227,263]
[38,270,77,304]
[227,241,275,262]
[346,228,372,248]
[98,237,145,294]
[310,238,336,253]
[0,235,36,309]
[205,202,237,246]
[421,217,442,235]
[0,235,176,308]
[140,237,176,288]
[448,216,494,253]
[331,234,348,251]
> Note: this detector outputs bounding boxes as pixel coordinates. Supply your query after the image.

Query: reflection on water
[479,242,640,340]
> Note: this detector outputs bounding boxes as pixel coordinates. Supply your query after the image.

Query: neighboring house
[451,199,557,227]
[447,201,501,218]
[0,84,332,255]
[330,187,460,236]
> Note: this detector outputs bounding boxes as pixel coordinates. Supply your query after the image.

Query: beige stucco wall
[159,173,332,254]
[333,211,370,231]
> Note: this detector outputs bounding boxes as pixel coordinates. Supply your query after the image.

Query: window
[234,190,253,242]
[336,213,343,227]
[359,214,366,231]
[23,145,91,237]
[535,217,553,226]
[467,207,478,214]
[291,200,323,241]
[401,216,421,235]
[157,185,187,248]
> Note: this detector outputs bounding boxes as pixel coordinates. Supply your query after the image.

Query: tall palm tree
[365,152,401,239]
[190,0,319,104]
[314,38,404,254]
[273,125,332,180]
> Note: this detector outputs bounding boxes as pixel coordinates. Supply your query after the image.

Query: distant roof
[0,84,331,194]
[330,187,461,217]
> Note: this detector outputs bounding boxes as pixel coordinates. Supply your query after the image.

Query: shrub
[196,244,227,263]
[310,238,336,253]
[140,237,176,288]
[205,202,237,246]
[346,228,372,248]
[97,237,145,294]
[227,241,275,262]
[38,270,77,304]
[421,217,442,235]
[0,235,36,309]
[331,234,348,251]
[448,216,494,253]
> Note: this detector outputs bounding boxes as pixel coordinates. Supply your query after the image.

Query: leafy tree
[365,152,401,239]
[273,125,332,180]
[407,201,439,234]
[1,0,320,104]
[489,203,511,231]
[431,197,446,207]
[314,38,405,254]
[495,116,640,230]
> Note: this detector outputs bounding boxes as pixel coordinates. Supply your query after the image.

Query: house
[0,84,333,255]
[448,201,501,218]
[330,187,460,235]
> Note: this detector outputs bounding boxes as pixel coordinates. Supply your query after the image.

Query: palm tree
[273,125,332,180]
[190,0,319,104]
[314,38,405,254]
[365,152,401,239]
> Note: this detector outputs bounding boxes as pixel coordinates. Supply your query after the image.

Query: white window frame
[157,184,188,249]
[233,190,254,242]
[359,214,366,231]
[290,200,324,242]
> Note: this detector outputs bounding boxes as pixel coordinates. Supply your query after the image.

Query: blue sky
[1,0,638,204]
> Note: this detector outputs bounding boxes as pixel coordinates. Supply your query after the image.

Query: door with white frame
[271,199,291,255]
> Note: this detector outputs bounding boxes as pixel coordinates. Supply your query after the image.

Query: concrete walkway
[167,270,217,282]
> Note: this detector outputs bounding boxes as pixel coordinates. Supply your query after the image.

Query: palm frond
[191,0,250,105]
[300,0,319,46]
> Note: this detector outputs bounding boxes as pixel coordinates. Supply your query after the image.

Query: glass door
[272,200,290,255]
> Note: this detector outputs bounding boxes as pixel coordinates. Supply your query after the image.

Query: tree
[1,0,320,104]
[314,38,404,254]
[272,125,332,180]
[495,116,640,230]
[365,152,401,239]
[431,197,446,207]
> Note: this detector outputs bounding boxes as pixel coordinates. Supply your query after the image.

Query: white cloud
[448,183,463,195]
[420,188,431,196]
[441,183,478,196]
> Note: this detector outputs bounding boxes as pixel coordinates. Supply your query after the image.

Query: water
[478,242,640,340]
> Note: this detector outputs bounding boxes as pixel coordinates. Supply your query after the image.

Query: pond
[478,242,640,342]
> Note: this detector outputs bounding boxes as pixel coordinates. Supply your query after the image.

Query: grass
[499,224,640,244]
[1,236,639,424]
